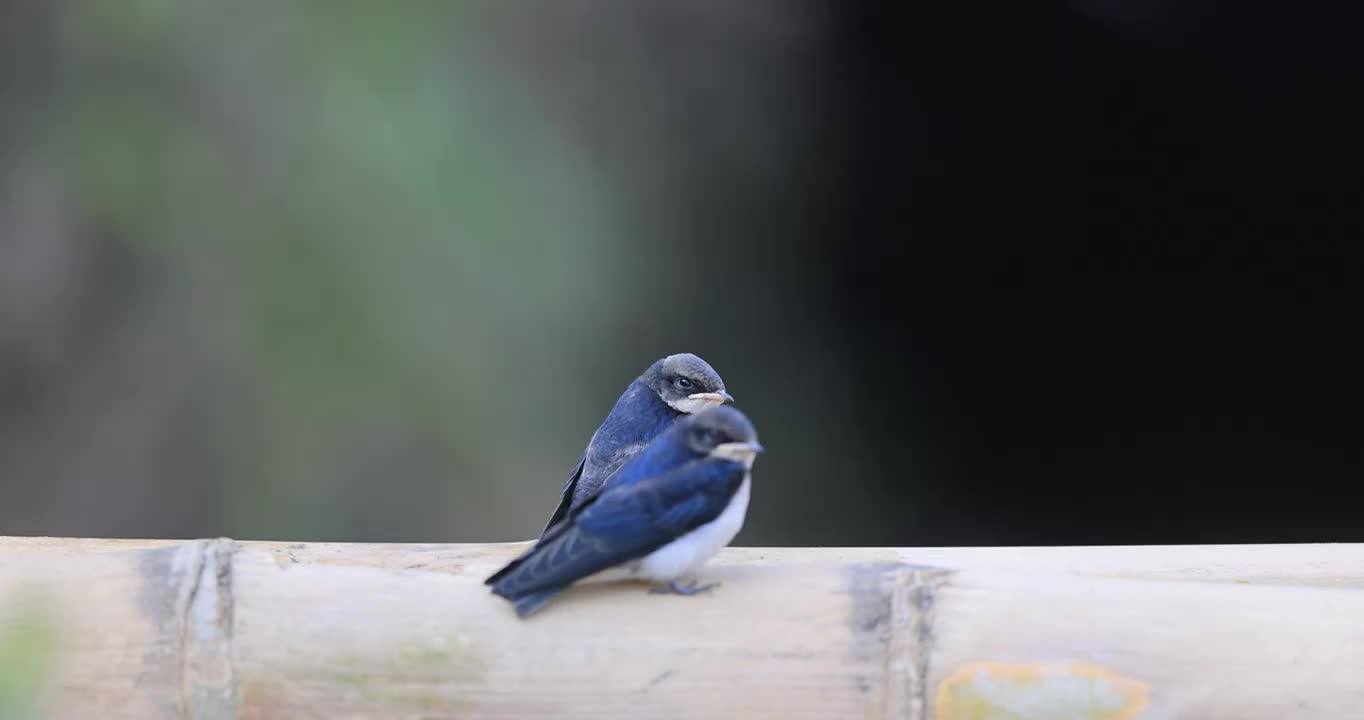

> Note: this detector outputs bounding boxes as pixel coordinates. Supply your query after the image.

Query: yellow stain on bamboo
[935,662,1149,720]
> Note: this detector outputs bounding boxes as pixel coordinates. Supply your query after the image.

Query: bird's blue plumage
[538,381,682,535]
[488,457,747,611]
[576,458,743,541]
[593,414,702,492]
[484,412,705,588]
[588,382,680,456]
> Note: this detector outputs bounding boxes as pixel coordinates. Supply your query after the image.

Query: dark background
[3,1,1361,546]
[831,0,1364,544]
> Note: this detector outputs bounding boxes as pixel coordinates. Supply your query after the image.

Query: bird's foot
[649,580,720,596]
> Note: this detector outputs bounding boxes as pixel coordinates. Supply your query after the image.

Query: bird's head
[642,353,733,413]
[683,406,764,468]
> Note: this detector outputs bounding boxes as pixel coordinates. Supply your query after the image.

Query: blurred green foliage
[2,3,873,545]
[16,4,632,540]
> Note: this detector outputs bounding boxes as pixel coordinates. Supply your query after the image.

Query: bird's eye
[676,377,695,390]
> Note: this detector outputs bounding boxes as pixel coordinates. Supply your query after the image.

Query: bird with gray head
[487,405,764,617]
[534,353,731,539]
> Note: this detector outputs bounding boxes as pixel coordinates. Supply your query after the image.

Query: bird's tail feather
[485,512,579,586]
[484,546,532,585]
[489,524,631,601]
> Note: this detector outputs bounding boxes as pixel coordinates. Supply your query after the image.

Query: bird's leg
[649,579,720,596]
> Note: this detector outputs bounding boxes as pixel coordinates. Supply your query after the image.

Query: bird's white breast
[635,475,751,582]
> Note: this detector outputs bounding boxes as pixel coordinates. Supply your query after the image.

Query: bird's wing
[539,453,587,537]
[574,460,745,541]
[484,453,587,587]
[536,420,677,542]
[488,459,746,600]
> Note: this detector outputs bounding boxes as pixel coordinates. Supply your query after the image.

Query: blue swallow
[486,406,763,618]
[536,353,732,538]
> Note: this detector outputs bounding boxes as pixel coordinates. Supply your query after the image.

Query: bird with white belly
[486,406,764,618]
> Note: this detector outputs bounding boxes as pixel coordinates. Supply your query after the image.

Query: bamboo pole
[2,537,1362,719]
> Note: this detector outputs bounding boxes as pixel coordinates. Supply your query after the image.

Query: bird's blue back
[595,413,700,493]
[489,456,748,601]
[586,381,679,466]
[492,395,707,588]
[575,458,744,543]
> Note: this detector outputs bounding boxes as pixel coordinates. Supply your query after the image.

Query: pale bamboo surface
[2,536,1362,719]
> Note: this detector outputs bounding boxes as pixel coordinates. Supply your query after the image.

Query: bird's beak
[711,440,765,463]
[688,391,734,404]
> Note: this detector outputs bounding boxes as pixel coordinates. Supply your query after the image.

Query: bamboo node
[180,538,238,720]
